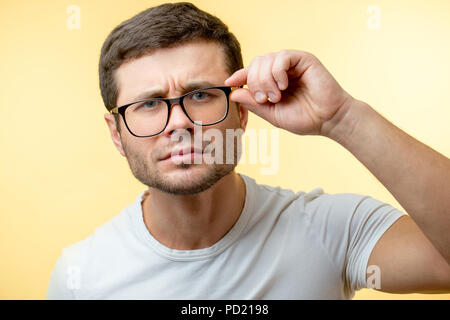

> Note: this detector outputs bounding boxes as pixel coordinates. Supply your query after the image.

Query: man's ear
[238,103,248,132]
[104,113,126,157]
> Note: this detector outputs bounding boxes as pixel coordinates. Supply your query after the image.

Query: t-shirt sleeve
[46,248,82,300]
[303,191,406,293]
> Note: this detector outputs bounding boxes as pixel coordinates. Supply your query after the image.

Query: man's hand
[224,50,354,136]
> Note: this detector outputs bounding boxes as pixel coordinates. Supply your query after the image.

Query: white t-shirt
[46,173,405,299]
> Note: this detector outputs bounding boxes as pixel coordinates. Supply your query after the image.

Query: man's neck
[141,171,246,250]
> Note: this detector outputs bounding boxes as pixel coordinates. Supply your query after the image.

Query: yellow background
[1,0,449,299]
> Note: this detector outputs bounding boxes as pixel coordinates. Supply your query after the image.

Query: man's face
[104,40,248,195]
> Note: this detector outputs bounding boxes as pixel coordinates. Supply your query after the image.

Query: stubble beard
[122,139,240,195]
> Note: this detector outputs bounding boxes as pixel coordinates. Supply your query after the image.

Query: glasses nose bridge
[166,95,189,114]
[166,95,183,109]
[165,95,191,122]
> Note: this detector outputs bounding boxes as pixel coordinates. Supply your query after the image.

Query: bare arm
[325,99,450,264]
[324,99,450,292]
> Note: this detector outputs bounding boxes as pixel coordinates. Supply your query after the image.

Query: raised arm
[225,50,450,293]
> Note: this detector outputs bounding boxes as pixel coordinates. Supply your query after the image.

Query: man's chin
[152,163,235,195]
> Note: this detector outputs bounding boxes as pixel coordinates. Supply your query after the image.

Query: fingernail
[255,92,266,103]
[268,92,277,102]
[277,81,284,90]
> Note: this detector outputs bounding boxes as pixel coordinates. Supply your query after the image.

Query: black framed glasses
[110,86,238,137]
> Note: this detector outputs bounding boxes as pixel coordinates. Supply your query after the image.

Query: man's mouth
[160,146,204,163]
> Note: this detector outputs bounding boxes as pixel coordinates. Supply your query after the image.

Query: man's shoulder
[60,192,144,266]
[242,173,325,209]
[240,174,329,231]
[242,173,386,222]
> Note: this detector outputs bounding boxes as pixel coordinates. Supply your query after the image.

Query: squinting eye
[192,92,209,100]
[143,100,159,108]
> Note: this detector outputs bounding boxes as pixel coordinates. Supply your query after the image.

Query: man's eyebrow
[132,81,217,101]
[179,81,216,93]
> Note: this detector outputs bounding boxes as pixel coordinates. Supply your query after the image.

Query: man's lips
[160,146,204,161]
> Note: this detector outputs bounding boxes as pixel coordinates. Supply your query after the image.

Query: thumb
[224,67,249,87]
[230,88,275,123]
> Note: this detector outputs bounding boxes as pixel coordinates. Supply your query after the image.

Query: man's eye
[143,100,159,108]
[192,92,209,100]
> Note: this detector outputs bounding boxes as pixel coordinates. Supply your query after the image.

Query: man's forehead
[117,41,227,78]
[115,41,229,102]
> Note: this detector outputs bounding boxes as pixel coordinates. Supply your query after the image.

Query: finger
[272,50,315,90]
[272,51,290,90]
[229,88,275,123]
[258,55,281,103]
[246,56,268,104]
[224,67,249,87]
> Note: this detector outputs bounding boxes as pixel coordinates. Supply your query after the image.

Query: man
[46,2,450,299]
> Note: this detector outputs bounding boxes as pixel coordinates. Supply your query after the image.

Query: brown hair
[98,2,243,130]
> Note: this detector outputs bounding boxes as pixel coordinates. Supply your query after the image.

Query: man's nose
[162,103,195,136]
